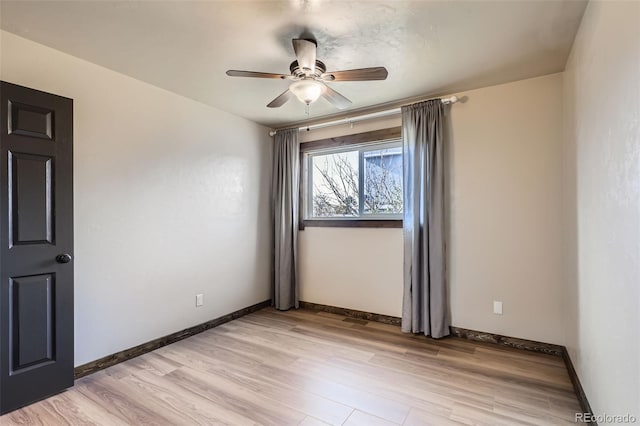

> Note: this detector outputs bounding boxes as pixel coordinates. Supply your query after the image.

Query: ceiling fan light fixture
[289,79,324,105]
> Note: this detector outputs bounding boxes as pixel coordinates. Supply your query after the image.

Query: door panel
[0,81,73,414]
[10,274,55,372]
[8,101,55,140]
[9,152,55,245]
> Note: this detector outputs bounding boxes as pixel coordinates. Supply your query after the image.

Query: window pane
[363,146,403,215]
[311,150,359,217]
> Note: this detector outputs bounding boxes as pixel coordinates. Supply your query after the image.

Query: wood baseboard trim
[299,302,563,354]
[562,349,597,425]
[299,302,561,356]
[298,301,401,326]
[448,326,564,357]
[74,299,271,379]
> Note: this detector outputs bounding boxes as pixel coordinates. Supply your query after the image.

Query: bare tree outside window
[310,145,402,218]
[312,151,359,217]
[364,147,403,214]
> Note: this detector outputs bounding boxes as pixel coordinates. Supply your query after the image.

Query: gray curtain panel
[272,128,300,310]
[401,99,449,338]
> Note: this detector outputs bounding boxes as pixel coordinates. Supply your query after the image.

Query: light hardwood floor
[2,308,582,425]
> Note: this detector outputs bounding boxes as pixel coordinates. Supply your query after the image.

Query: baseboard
[298,301,401,326]
[299,301,562,355]
[449,326,564,357]
[74,299,271,379]
[562,349,597,425]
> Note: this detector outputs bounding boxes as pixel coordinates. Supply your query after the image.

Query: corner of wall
[560,0,640,418]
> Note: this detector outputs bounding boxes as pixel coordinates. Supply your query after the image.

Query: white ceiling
[0,1,587,127]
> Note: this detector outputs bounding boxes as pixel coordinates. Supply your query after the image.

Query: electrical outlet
[196,293,204,307]
[493,300,503,315]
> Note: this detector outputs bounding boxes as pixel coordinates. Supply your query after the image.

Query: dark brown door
[0,81,74,414]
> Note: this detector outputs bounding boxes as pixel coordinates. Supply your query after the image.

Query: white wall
[563,0,640,420]
[449,73,565,344]
[0,31,273,366]
[300,73,566,344]
[300,228,403,317]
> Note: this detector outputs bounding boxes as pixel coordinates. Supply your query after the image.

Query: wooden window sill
[300,219,402,229]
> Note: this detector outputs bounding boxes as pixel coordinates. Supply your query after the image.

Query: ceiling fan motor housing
[290,60,327,79]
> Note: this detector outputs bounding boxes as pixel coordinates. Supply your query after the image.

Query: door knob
[56,254,72,264]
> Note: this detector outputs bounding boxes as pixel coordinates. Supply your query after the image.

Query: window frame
[299,127,403,229]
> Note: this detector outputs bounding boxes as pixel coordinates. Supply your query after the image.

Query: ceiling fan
[226,39,388,110]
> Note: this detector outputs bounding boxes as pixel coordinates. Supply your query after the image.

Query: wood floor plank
[120,368,258,425]
[449,401,541,426]
[36,391,125,426]
[0,307,582,425]
[343,409,400,426]
[173,341,354,425]
[74,372,180,425]
[290,356,487,413]
[299,416,332,426]
[217,320,374,363]
[3,400,86,426]
[403,407,464,426]
[249,362,411,424]
[167,366,307,425]
[123,351,183,377]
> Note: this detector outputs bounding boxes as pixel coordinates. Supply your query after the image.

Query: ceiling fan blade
[322,67,388,82]
[267,89,294,108]
[226,70,289,79]
[321,84,352,110]
[292,39,316,73]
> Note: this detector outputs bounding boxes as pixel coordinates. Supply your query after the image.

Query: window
[300,127,403,228]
